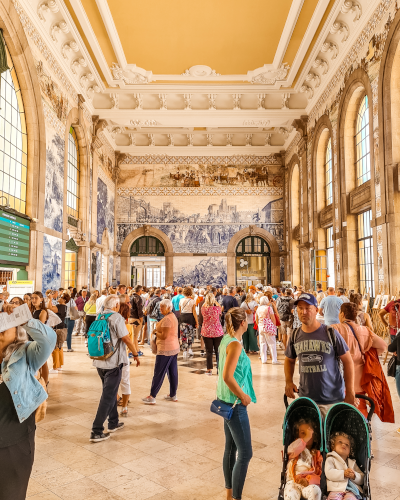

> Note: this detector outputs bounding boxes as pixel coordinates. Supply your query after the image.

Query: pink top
[201,305,224,338]
[156,313,180,356]
[331,321,387,393]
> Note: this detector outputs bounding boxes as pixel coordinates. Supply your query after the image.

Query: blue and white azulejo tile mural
[97,177,115,245]
[42,234,62,293]
[44,128,64,232]
[173,256,227,288]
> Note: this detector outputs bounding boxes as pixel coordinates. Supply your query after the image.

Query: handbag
[69,303,80,320]
[150,333,157,355]
[387,354,397,377]
[262,306,277,336]
[210,397,240,420]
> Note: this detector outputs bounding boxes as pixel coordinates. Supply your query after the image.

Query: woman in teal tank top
[217,307,256,500]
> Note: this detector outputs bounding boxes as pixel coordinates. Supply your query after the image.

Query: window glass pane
[357,210,374,296]
[67,127,80,219]
[0,44,27,213]
[355,96,371,186]
[325,138,333,205]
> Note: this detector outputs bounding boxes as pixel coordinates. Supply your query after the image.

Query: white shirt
[96,295,107,314]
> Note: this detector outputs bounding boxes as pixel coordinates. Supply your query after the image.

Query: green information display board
[0,209,30,266]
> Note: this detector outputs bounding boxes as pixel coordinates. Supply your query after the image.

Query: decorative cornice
[117,186,283,197]
[119,154,282,165]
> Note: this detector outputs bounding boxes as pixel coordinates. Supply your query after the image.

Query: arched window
[235,236,271,285]
[325,138,333,205]
[355,95,371,186]
[0,44,27,213]
[130,236,165,256]
[67,127,80,218]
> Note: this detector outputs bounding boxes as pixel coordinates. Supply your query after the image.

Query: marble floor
[27,337,400,500]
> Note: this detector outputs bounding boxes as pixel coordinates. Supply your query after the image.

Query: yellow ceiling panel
[108,0,293,75]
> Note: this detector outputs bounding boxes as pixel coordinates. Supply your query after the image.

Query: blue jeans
[223,403,252,499]
[66,318,75,350]
[396,365,400,400]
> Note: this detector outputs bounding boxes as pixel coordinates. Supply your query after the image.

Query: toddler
[325,432,364,500]
[284,418,323,500]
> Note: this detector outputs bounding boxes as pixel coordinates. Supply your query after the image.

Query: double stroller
[278,395,375,500]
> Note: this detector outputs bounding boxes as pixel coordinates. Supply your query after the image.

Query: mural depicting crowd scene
[118,163,283,188]
[173,257,227,288]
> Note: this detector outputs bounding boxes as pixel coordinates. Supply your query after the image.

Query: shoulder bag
[387,354,397,378]
[262,306,277,336]
[69,299,80,320]
[210,397,240,420]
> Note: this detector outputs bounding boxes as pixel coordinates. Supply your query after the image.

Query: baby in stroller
[284,418,323,500]
[325,432,364,500]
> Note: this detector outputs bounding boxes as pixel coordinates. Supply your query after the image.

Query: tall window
[65,250,77,288]
[355,95,371,186]
[325,138,333,205]
[358,210,374,296]
[67,127,79,218]
[0,45,27,213]
[327,226,335,288]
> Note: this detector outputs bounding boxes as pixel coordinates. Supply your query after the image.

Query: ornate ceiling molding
[119,154,282,166]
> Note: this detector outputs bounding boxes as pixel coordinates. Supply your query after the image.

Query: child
[284,419,323,500]
[325,432,364,500]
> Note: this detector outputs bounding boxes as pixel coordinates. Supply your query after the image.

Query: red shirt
[384,300,400,333]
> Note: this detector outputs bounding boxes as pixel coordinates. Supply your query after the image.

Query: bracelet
[133,354,139,358]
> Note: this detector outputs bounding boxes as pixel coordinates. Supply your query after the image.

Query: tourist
[117,294,132,417]
[387,332,400,424]
[147,288,162,340]
[240,292,259,354]
[75,289,88,335]
[350,293,373,329]
[379,296,400,342]
[65,292,76,352]
[179,286,198,359]
[129,285,144,356]
[142,289,155,345]
[337,288,350,303]
[96,289,107,314]
[222,287,239,327]
[319,287,343,326]
[316,283,325,296]
[276,288,293,348]
[197,289,206,356]
[84,292,99,345]
[331,302,391,420]
[23,293,32,307]
[256,296,281,364]
[47,293,69,373]
[117,284,127,295]
[217,307,256,500]
[30,291,50,385]
[91,295,140,443]
[285,293,355,417]
[9,296,24,306]
[142,299,179,404]
[0,307,56,500]
[201,292,224,375]
[171,287,184,319]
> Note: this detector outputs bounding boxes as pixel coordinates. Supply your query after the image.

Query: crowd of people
[0,281,399,500]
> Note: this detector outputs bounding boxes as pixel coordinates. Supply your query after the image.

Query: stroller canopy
[324,403,371,472]
[283,397,323,452]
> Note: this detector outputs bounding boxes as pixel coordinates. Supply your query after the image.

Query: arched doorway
[235,236,271,286]
[130,236,166,287]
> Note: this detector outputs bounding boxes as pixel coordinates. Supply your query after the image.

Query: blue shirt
[285,324,349,404]
[172,294,184,311]
[319,295,343,326]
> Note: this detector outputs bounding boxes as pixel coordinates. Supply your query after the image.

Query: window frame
[325,137,333,205]
[235,236,271,256]
[357,210,375,297]
[130,236,165,256]
[355,95,371,186]
[66,126,80,219]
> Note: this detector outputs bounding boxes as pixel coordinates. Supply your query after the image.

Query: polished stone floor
[27,337,400,500]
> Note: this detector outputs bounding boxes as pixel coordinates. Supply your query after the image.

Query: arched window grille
[67,127,80,219]
[325,138,333,205]
[130,236,165,256]
[0,44,27,213]
[355,95,371,186]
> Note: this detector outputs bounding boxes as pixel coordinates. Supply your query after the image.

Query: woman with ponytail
[216,307,256,500]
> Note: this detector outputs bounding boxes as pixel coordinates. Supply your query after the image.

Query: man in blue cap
[284,293,355,417]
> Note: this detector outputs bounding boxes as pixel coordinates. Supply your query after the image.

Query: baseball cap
[294,293,318,307]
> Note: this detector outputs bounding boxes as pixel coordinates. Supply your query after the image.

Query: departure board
[0,209,30,266]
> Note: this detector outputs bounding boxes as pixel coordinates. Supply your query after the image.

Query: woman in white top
[255,296,281,364]
[240,293,259,354]
[179,286,198,359]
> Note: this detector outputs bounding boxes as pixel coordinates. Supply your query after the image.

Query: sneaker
[85,340,88,347]
[142,396,156,405]
[67,349,74,352]
[188,351,194,358]
[57,368,63,371]
[164,394,178,402]
[108,422,124,433]
[138,351,144,356]
[49,369,58,374]
[128,353,133,358]
[272,361,283,365]
[206,371,213,376]
[89,432,110,442]
[182,351,188,360]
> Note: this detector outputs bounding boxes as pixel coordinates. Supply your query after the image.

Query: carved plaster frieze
[341,1,362,22]
[181,65,221,77]
[130,119,159,128]
[330,21,350,43]
[37,0,59,22]
[233,94,241,110]
[118,186,283,196]
[321,41,339,60]
[312,58,329,75]
[110,62,149,85]
[250,63,290,85]
[243,119,270,127]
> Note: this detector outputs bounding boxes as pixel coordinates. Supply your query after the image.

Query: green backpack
[87,313,120,360]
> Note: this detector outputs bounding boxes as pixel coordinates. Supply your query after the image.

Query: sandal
[118,398,130,407]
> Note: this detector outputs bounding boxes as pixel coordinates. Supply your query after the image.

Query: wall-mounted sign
[0,209,30,266]
[7,280,35,299]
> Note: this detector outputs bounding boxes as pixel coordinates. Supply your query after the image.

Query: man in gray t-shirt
[319,287,344,326]
[91,296,140,443]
